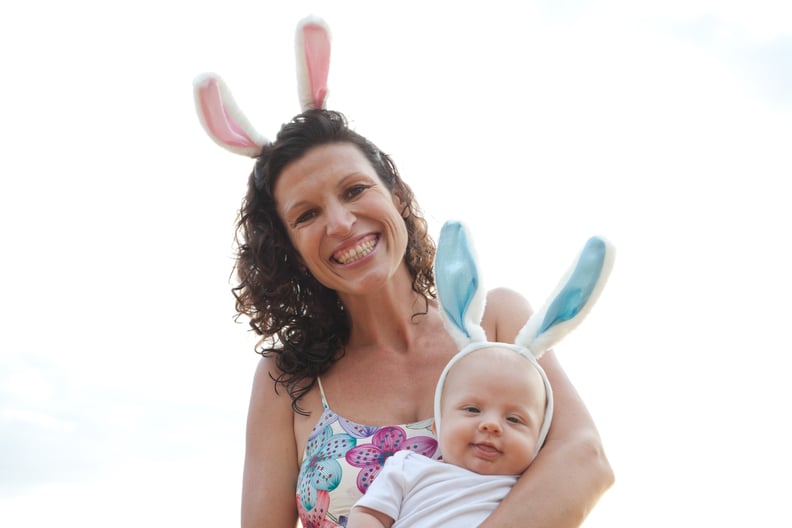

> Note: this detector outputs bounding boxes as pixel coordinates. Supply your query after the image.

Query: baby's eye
[463,406,480,414]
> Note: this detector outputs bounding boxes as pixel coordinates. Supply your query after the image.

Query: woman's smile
[332,234,379,265]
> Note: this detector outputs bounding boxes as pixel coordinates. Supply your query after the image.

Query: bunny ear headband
[192,15,332,157]
[433,220,615,459]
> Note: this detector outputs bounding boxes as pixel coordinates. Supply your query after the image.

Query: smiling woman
[228,106,613,528]
[188,16,615,528]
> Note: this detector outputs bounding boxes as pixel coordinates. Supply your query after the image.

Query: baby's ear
[434,221,488,348]
[516,236,615,356]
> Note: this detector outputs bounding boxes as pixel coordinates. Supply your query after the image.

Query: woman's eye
[294,210,317,226]
[345,184,369,199]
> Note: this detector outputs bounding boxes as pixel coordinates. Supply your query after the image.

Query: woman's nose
[325,202,355,236]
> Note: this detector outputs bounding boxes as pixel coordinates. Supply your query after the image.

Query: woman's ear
[392,190,409,217]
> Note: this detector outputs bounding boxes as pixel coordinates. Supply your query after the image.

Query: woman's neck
[338,268,431,351]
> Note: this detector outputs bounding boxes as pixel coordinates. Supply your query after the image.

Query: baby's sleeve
[352,450,409,521]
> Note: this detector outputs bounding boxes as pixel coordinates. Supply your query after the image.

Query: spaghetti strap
[298,377,439,526]
[316,377,329,409]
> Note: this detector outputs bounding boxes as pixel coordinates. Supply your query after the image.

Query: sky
[1,0,791,526]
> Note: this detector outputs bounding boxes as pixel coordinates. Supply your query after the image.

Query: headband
[433,220,615,460]
[192,15,332,158]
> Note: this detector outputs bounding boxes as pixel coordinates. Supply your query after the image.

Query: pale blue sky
[2,1,791,526]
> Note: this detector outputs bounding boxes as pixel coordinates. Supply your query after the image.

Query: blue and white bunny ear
[516,236,615,356]
[434,221,488,348]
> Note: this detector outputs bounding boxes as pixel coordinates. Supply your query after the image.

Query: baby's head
[432,220,614,474]
[434,345,551,476]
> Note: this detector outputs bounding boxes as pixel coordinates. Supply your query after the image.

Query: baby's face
[438,347,547,475]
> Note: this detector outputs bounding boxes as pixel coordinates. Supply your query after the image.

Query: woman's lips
[333,235,378,264]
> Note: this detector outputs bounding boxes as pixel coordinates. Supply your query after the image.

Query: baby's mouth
[472,443,500,457]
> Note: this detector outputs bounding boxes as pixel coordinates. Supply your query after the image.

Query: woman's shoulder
[481,287,534,343]
[484,286,532,308]
[250,354,282,389]
[249,355,319,411]
[248,356,293,418]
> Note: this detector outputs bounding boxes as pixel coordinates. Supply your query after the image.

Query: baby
[348,343,551,527]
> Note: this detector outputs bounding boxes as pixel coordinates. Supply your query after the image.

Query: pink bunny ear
[295,16,331,111]
[193,72,268,158]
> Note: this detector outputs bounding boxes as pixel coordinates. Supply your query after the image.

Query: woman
[234,109,614,527]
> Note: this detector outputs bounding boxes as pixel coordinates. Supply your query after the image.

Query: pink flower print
[345,426,437,493]
[297,490,342,528]
[298,425,356,511]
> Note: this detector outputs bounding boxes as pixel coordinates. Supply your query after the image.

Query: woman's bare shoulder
[247,355,294,431]
[247,355,323,457]
[250,353,281,385]
[481,287,534,343]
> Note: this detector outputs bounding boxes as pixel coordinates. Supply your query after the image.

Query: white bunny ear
[193,72,269,157]
[295,15,331,111]
[516,236,615,357]
[434,220,488,348]
[193,16,332,157]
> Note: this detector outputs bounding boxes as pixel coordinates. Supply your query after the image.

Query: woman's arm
[479,288,615,528]
[241,356,300,528]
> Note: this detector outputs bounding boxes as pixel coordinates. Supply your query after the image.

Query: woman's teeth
[335,237,376,264]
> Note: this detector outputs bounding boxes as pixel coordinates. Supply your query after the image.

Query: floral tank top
[296,378,440,527]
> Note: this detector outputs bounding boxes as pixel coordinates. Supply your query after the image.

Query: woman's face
[274,142,409,296]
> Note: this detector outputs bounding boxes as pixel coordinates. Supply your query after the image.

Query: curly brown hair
[233,109,436,414]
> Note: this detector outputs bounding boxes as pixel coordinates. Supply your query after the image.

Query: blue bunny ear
[516,236,615,356]
[434,221,488,348]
